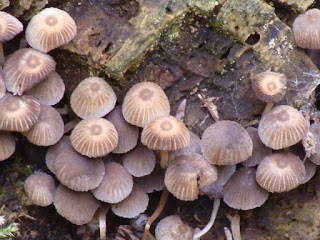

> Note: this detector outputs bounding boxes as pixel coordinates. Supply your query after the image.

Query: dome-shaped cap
[111,186,149,218]
[71,118,118,158]
[26,7,77,53]
[0,71,6,100]
[256,152,306,193]
[0,11,23,42]
[258,105,308,150]
[251,71,287,103]
[70,77,116,119]
[122,81,170,127]
[22,105,64,146]
[0,131,15,161]
[165,153,218,201]
[92,161,133,204]
[301,159,317,184]
[53,184,100,225]
[24,172,56,207]
[54,147,105,191]
[201,120,253,165]
[134,167,165,193]
[26,71,65,105]
[223,167,269,210]
[105,105,139,154]
[141,116,190,151]
[3,48,56,95]
[155,215,194,240]
[0,93,40,132]
[292,9,320,49]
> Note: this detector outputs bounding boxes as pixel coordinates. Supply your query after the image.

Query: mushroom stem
[262,103,274,115]
[224,227,233,240]
[160,150,169,168]
[64,118,81,133]
[148,232,156,240]
[193,198,221,240]
[55,106,69,115]
[99,205,110,240]
[0,43,4,67]
[227,213,241,240]
[142,187,169,240]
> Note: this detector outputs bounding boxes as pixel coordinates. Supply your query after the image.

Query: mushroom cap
[301,159,317,184]
[26,71,65,105]
[54,147,105,191]
[292,9,320,49]
[165,153,218,201]
[122,144,156,177]
[25,7,77,53]
[91,161,133,204]
[223,167,269,210]
[70,118,119,158]
[201,120,253,165]
[258,105,308,150]
[3,48,56,95]
[22,105,64,146]
[256,152,306,193]
[122,81,170,127]
[251,71,287,103]
[0,93,40,132]
[309,122,320,165]
[141,116,190,151]
[105,105,139,154]
[70,77,116,119]
[111,186,149,219]
[0,11,23,42]
[134,167,165,193]
[0,131,15,161]
[24,172,56,207]
[155,215,194,240]
[53,184,100,225]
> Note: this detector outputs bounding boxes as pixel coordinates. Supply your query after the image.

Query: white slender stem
[99,205,110,240]
[227,213,241,240]
[224,227,233,240]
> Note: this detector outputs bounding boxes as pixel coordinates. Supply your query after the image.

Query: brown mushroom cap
[0,131,15,161]
[155,215,194,240]
[258,105,308,150]
[54,147,105,191]
[53,184,100,225]
[165,153,218,201]
[92,161,133,204]
[24,172,56,207]
[141,116,190,151]
[0,11,23,42]
[70,77,116,119]
[292,9,320,49]
[256,152,306,193]
[3,48,56,95]
[0,93,40,132]
[111,186,149,219]
[251,71,287,103]
[70,118,118,158]
[201,120,253,165]
[22,105,64,146]
[122,81,170,127]
[25,7,77,53]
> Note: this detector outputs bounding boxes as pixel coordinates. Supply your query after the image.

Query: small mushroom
[0,131,15,161]
[134,167,165,193]
[301,159,317,184]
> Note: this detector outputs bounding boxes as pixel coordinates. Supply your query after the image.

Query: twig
[198,93,219,122]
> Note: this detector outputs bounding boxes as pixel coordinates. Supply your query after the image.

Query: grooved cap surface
[0,11,23,42]
[0,131,15,161]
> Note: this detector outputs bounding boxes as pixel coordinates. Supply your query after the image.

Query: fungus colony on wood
[0,6,317,240]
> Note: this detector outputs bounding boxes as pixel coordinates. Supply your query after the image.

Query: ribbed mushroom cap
[122,81,170,127]
[0,131,15,161]
[141,116,190,151]
[165,153,218,201]
[0,93,40,132]
[70,77,116,119]
[242,127,272,167]
[92,162,133,204]
[258,105,308,150]
[71,118,118,158]
[122,145,156,177]
[292,9,320,49]
[155,215,194,240]
[201,120,253,165]
[54,147,105,191]
[0,11,23,42]
[22,105,64,146]
[25,7,77,53]
[223,167,269,210]
[256,152,306,193]
[24,172,56,207]
[105,105,139,154]
[3,48,56,95]
[134,167,165,193]
[53,184,100,225]
[26,71,65,105]
[251,71,287,103]
[111,186,149,218]
[301,159,317,184]
[309,122,320,165]
[0,72,6,100]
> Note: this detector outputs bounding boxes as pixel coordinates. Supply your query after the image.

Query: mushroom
[301,159,317,184]
[309,122,320,165]
[134,167,165,193]
[0,131,15,161]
